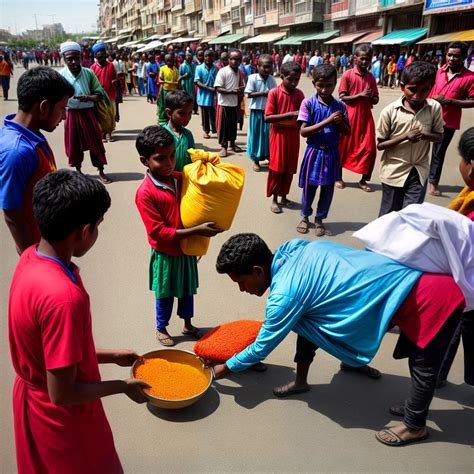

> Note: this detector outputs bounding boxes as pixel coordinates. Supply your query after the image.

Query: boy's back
[377,97,443,187]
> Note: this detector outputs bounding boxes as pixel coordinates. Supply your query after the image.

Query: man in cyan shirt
[213,233,465,447]
[0,66,73,253]
[429,41,474,196]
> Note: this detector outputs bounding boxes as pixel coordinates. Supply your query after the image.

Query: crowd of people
[0,37,473,472]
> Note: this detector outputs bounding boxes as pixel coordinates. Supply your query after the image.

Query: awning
[160,34,174,40]
[164,37,201,45]
[241,32,286,44]
[275,34,309,46]
[303,30,340,42]
[136,40,165,53]
[372,28,428,45]
[104,35,131,44]
[325,31,370,45]
[144,34,161,41]
[208,33,247,45]
[119,39,142,48]
[354,30,383,44]
[200,36,217,43]
[118,28,132,35]
[417,29,474,44]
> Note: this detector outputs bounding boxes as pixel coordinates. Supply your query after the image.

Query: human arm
[196,80,215,92]
[3,209,35,254]
[432,95,474,108]
[376,105,422,150]
[96,349,140,366]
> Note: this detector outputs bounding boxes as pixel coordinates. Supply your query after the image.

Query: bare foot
[375,423,429,446]
[429,184,442,196]
[335,180,345,189]
[271,202,282,214]
[273,381,310,398]
[219,147,228,158]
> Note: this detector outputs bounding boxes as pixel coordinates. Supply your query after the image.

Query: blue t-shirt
[194,63,218,107]
[0,114,48,209]
[226,240,422,372]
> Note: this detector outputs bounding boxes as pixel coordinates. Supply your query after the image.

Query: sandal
[98,174,113,184]
[273,382,310,398]
[252,163,261,172]
[156,330,175,347]
[375,427,429,447]
[340,362,382,379]
[219,148,228,158]
[358,181,372,193]
[182,328,202,340]
[297,218,309,234]
[335,180,346,189]
[315,224,326,237]
[271,202,282,214]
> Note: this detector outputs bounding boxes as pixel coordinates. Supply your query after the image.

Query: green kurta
[163,123,195,172]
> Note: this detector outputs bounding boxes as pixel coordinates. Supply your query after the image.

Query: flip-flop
[156,331,175,347]
[340,363,382,379]
[252,164,261,172]
[375,428,429,447]
[315,224,326,237]
[358,181,372,193]
[273,383,310,398]
[297,219,309,234]
[182,328,202,340]
[271,203,282,214]
[335,180,346,189]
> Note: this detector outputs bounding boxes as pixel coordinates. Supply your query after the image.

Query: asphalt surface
[1,66,473,473]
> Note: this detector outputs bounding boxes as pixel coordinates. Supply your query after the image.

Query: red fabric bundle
[194,320,263,363]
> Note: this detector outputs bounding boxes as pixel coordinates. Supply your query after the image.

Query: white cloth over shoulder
[353,202,474,310]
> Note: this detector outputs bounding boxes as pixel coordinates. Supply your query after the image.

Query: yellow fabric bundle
[180,149,245,256]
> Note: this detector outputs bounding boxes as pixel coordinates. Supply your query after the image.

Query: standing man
[214,49,245,157]
[0,67,73,253]
[59,41,112,183]
[90,43,117,142]
[0,51,13,101]
[428,41,474,196]
[195,50,218,139]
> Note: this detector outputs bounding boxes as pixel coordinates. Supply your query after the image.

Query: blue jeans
[155,295,194,329]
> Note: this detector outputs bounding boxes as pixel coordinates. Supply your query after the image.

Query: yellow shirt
[377,97,444,187]
[160,66,178,91]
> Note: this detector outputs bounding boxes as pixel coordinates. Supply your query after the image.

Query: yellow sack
[180,149,245,256]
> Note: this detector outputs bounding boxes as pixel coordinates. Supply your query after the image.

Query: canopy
[275,34,309,46]
[160,34,174,40]
[119,39,143,48]
[354,30,383,44]
[325,31,371,45]
[241,32,286,44]
[208,33,247,45]
[417,29,474,44]
[201,36,217,43]
[104,35,131,44]
[136,40,165,53]
[303,30,340,42]
[372,28,428,45]
[144,34,161,41]
[164,37,201,46]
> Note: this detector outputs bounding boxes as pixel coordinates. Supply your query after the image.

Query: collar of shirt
[35,248,78,282]
[279,83,290,95]
[146,171,177,193]
[394,96,429,114]
[440,64,467,79]
[3,114,48,149]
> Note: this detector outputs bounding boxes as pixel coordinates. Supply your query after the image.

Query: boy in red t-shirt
[8,170,149,474]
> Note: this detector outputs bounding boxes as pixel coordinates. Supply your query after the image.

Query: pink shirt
[429,65,474,129]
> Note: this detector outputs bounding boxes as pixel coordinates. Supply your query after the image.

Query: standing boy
[0,67,73,253]
[179,52,195,106]
[245,54,277,172]
[265,62,305,214]
[214,49,245,157]
[195,50,218,139]
[428,41,474,196]
[337,44,379,192]
[163,90,196,172]
[158,54,180,125]
[9,170,149,473]
[377,61,443,216]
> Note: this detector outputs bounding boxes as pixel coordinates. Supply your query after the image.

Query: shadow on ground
[90,172,144,182]
[213,364,474,446]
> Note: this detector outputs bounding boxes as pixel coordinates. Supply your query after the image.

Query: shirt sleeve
[214,69,225,88]
[376,105,392,140]
[467,75,474,98]
[371,74,379,97]
[338,72,350,96]
[244,75,254,96]
[194,65,201,84]
[41,301,86,370]
[297,98,311,123]
[265,89,276,116]
[0,145,38,210]
[226,293,305,372]
[431,101,445,134]
[135,187,177,244]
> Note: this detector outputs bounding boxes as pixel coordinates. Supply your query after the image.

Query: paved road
[1,66,473,473]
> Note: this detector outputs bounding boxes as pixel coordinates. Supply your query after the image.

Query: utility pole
[33,14,39,30]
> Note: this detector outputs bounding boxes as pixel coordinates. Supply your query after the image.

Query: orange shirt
[0,60,12,76]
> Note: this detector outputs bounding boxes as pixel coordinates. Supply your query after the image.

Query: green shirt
[163,123,195,172]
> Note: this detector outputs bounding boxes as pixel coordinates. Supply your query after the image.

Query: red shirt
[135,171,184,256]
[8,247,122,474]
[429,65,474,130]
[91,61,118,102]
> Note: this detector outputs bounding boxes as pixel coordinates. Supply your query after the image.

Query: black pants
[218,106,238,147]
[379,167,426,217]
[438,310,474,385]
[0,75,10,99]
[429,127,455,185]
[200,106,216,134]
[393,308,462,430]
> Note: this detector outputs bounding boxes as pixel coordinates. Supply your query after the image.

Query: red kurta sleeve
[338,71,351,96]
[265,88,277,116]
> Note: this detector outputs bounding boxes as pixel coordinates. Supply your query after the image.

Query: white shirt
[214,65,241,107]
[282,54,294,64]
[244,73,277,110]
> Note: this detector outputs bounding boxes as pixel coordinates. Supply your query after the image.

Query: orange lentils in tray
[134,358,209,400]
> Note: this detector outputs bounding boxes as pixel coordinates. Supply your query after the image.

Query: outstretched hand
[124,378,151,404]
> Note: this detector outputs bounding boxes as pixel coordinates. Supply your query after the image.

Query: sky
[1,0,100,34]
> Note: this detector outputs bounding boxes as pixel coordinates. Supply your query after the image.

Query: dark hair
[33,170,111,241]
[459,127,474,164]
[280,61,302,77]
[204,49,214,57]
[355,44,373,56]
[216,233,273,275]
[165,89,193,111]
[258,54,272,65]
[400,61,436,85]
[135,125,174,157]
[313,64,337,82]
[17,66,74,112]
[229,48,242,57]
[447,41,468,56]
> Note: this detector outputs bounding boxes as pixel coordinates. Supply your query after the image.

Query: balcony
[279,12,296,26]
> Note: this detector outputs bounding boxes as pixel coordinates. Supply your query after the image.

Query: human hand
[74,95,88,102]
[113,350,140,367]
[330,111,344,124]
[212,363,229,379]
[123,378,151,404]
[359,89,372,98]
[194,222,223,237]
[407,128,423,142]
[433,95,449,105]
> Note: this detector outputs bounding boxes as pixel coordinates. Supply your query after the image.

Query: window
[255,0,265,16]
[266,0,277,11]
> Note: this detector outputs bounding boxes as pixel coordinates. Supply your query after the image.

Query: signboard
[425,0,473,12]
